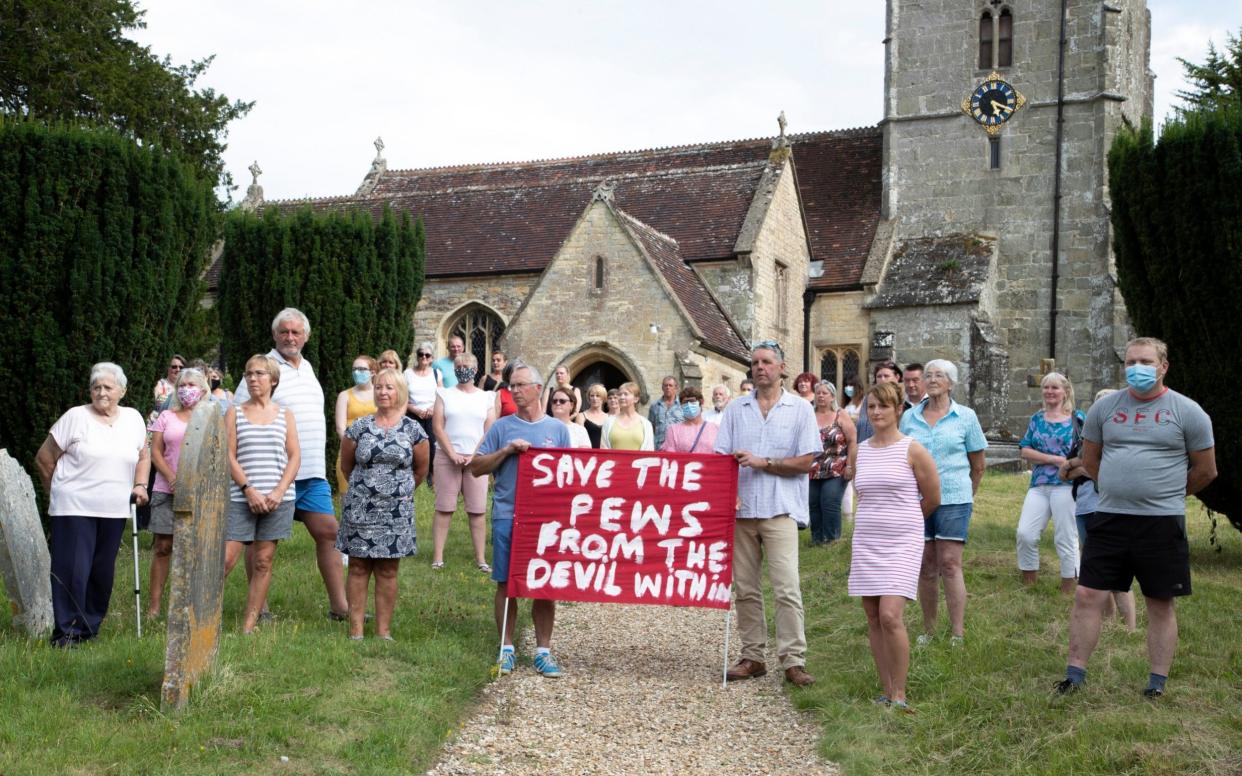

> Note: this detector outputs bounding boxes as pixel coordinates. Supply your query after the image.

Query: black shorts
[1079,512,1191,598]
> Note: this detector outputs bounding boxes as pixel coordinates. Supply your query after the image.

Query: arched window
[820,350,838,388]
[592,255,606,295]
[842,349,861,388]
[978,11,993,70]
[820,345,863,395]
[998,8,1013,67]
[448,306,505,372]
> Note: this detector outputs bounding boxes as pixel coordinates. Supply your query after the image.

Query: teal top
[899,398,988,504]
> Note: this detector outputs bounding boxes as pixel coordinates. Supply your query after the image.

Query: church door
[571,361,629,393]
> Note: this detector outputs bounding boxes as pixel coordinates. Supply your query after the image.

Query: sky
[129,1,1242,203]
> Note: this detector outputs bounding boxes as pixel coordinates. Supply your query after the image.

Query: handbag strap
[690,422,708,452]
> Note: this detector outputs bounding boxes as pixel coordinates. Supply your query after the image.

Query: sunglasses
[417,353,432,359]
[551,398,572,405]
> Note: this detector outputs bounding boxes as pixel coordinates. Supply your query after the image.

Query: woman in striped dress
[224,354,301,634]
[848,382,940,711]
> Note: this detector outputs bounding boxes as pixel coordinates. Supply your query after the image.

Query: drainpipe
[1049,0,1068,361]
[802,289,815,373]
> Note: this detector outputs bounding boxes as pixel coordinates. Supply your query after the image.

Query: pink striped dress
[848,436,924,599]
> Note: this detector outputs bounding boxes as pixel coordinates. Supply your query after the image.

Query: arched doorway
[572,361,628,393]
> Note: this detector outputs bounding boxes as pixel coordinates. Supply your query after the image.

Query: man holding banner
[470,362,571,678]
[715,340,822,687]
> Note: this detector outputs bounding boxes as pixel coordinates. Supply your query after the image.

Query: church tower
[878,0,1153,435]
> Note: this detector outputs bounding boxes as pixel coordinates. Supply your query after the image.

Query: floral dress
[337,415,427,558]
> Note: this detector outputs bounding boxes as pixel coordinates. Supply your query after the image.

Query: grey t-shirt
[1083,388,1213,516]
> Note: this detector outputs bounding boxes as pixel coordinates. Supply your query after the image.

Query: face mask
[455,366,477,384]
[177,386,204,408]
[1125,363,1158,392]
[353,369,371,386]
[682,402,701,419]
[210,378,222,391]
[844,386,855,398]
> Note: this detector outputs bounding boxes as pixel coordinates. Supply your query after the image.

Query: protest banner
[509,448,738,609]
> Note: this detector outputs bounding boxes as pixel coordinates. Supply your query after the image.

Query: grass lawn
[796,472,1242,775]
[2,473,1240,774]
[0,486,498,775]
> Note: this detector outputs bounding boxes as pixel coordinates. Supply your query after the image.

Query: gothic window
[774,262,789,331]
[978,11,993,70]
[998,8,1013,67]
[591,255,606,296]
[448,306,505,371]
[989,136,1001,169]
[820,345,862,395]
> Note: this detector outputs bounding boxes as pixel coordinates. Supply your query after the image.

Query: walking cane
[130,494,142,639]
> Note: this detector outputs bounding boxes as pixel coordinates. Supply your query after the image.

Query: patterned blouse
[811,413,848,480]
[1019,409,1085,487]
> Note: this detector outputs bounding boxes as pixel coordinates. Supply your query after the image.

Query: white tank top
[405,368,438,411]
[438,387,494,454]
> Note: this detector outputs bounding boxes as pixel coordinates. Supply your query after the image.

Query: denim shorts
[491,519,512,585]
[226,499,295,542]
[924,502,973,543]
[294,477,335,516]
[147,491,175,535]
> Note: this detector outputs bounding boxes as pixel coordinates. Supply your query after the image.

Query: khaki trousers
[733,516,806,669]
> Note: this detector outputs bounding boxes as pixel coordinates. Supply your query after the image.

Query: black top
[481,374,502,391]
[583,418,603,449]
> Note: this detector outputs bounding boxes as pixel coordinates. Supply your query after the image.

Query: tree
[0,0,252,190]
[0,119,218,498]
[217,206,426,485]
[1108,111,1242,529]
[1176,31,1242,115]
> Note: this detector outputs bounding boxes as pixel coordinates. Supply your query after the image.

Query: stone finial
[374,136,385,159]
[591,180,616,204]
[777,110,787,140]
[240,160,264,212]
[356,136,389,196]
[770,111,792,163]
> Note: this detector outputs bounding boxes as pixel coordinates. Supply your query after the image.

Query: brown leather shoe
[784,665,815,687]
[726,658,767,681]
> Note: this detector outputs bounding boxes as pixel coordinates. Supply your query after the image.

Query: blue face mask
[843,386,855,398]
[682,401,700,419]
[1125,363,1158,392]
[353,369,371,386]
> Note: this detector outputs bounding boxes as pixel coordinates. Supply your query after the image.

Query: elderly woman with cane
[36,362,150,648]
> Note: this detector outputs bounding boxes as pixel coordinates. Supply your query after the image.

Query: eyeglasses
[169,364,183,371]
[550,398,571,405]
[243,370,270,379]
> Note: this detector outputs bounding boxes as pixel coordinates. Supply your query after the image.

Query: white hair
[924,359,958,386]
[89,362,127,389]
[270,307,311,336]
[510,362,543,386]
[712,384,731,399]
[814,380,839,410]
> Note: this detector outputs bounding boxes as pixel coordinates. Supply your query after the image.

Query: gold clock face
[961,72,1026,135]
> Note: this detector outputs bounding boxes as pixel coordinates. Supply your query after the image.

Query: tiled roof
[256,128,883,288]
[797,129,884,290]
[614,209,750,362]
[863,234,995,309]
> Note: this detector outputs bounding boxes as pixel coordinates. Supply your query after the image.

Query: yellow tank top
[346,389,377,425]
[608,418,645,450]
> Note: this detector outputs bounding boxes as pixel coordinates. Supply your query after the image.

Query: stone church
[245,0,1153,439]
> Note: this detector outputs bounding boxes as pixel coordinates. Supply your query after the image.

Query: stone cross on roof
[241,160,264,211]
[591,180,616,204]
[374,136,385,160]
[248,161,262,185]
[777,111,787,139]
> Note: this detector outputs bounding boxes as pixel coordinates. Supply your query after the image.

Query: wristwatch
[766,457,775,470]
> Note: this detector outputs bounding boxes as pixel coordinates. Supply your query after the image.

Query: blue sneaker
[533,651,563,678]
[498,648,516,675]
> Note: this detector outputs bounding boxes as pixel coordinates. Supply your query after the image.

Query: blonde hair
[167,368,210,411]
[866,382,904,414]
[244,354,281,389]
[618,381,640,400]
[588,383,608,403]
[1040,371,1076,414]
[377,349,402,369]
[1126,336,1168,363]
[373,368,408,407]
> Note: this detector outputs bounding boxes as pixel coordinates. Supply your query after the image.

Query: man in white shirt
[235,308,349,619]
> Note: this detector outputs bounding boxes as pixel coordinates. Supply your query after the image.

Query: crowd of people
[35,315,1216,710]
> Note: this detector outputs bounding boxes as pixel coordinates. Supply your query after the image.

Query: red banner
[509,448,738,609]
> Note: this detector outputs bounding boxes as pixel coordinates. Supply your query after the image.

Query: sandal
[431,561,445,570]
[477,562,492,573]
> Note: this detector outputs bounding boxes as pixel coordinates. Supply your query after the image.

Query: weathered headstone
[0,449,53,638]
[161,402,229,712]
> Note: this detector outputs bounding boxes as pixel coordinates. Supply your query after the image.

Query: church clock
[961,72,1026,135]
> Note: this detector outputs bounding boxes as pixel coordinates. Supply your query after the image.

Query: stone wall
[882,0,1152,436]
[748,161,811,362]
[413,274,536,358]
[809,290,869,373]
[500,202,746,409]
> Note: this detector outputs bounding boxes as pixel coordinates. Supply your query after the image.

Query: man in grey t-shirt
[1057,337,1216,698]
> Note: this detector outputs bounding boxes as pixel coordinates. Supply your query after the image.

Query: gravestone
[0,450,53,637]
[161,403,229,712]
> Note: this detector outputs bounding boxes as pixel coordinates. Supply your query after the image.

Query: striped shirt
[235,349,326,480]
[230,405,295,502]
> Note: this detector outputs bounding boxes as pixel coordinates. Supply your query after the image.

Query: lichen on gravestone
[0,449,53,638]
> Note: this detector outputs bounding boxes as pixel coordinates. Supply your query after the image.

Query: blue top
[1019,410,1085,487]
[899,399,988,504]
[714,389,822,525]
[432,357,457,388]
[647,398,683,450]
[475,415,570,522]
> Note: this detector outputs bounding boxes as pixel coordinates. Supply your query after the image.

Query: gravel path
[428,601,837,775]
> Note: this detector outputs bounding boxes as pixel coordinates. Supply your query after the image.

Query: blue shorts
[294,477,335,517]
[924,502,973,543]
[491,519,512,585]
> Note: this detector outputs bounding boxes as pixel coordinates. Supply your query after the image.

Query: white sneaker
[915,633,932,647]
